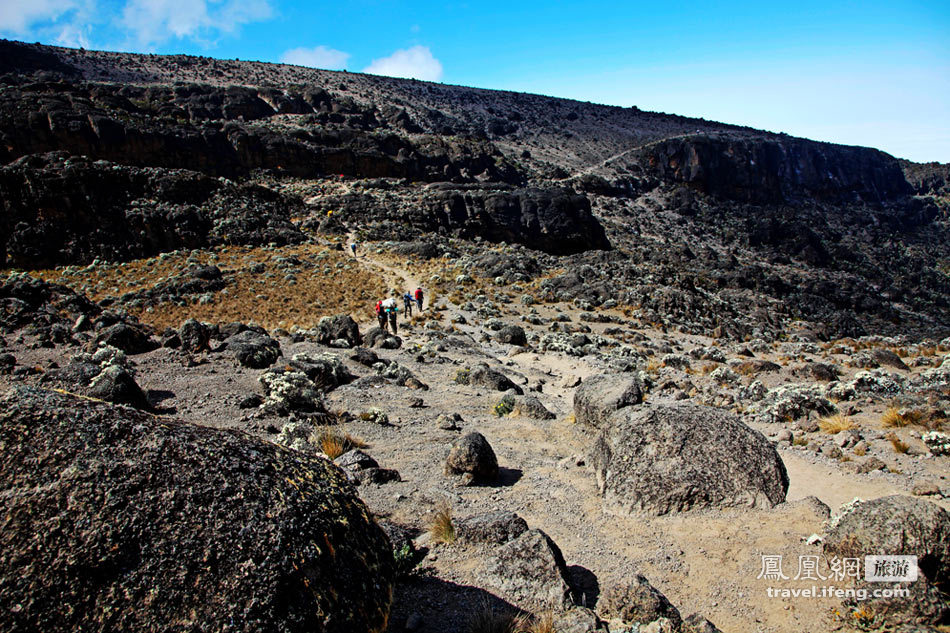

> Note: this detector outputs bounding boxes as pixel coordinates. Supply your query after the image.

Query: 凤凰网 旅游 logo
[864,555,918,582]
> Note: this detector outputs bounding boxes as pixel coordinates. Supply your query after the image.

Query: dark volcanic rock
[426,186,610,255]
[225,329,281,368]
[178,318,212,353]
[0,153,306,267]
[455,363,523,394]
[444,431,499,485]
[495,325,527,346]
[591,403,789,515]
[0,387,395,632]
[314,314,361,348]
[573,373,643,428]
[87,365,151,409]
[636,134,912,205]
[93,322,158,354]
[823,495,950,624]
[0,273,101,333]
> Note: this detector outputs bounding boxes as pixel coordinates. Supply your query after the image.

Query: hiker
[414,287,424,311]
[350,242,357,256]
[375,300,387,332]
[381,297,398,335]
[403,291,414,317]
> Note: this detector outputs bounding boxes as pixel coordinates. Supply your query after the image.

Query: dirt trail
[347,233,424,297]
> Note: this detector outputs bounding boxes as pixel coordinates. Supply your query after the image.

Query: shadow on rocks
[146,389,177,413]
[567,565,601,609]
[385,574,528,633]
[493,467,524,487]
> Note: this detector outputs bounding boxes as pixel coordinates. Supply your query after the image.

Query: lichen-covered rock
[444,431,498,485]
[682,613,724,633]
[592,403,788,515]
[513,395,555,420]
[0,387,395,633]
[289,352,355,392]
[375,360,428,390]
[480,529,576,611]
[225,329,281,368]
[598,575,681,628]
[456,511,529,544]
[573,373,642,428]
[823,495,950,625]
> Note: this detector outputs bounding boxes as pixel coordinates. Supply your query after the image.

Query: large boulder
[823,496,950,624]
[591,403,788,515]
[455,363,523,394]
[598,575,682,628]
[0,387,395,632]
[573,373,642,428]
[93,323,158,354]
[480,529,576,611]
[315,315,361,348]
[444,431,499,485]
[178,318,212,353]
[225,329,281,368]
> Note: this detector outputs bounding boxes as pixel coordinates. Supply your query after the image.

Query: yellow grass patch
[819,414,857,434]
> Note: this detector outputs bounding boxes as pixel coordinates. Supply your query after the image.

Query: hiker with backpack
[414,287,424,311]
[375,300,387,332]
[381,296,398,335]
[403,291,414,317]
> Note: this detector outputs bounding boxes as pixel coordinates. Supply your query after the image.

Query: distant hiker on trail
[350,242,357,256]
[403,291,414,317]
[414,287,424,311]
[375,300,387,332]
[382,297,398,335]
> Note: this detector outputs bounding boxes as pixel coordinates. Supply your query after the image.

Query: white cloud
[280,45,350,70]
[364,45,443,81]
[120,0,273,48]
[0,0,80,34]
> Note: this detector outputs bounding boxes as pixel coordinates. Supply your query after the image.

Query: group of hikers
[375,287,424,335]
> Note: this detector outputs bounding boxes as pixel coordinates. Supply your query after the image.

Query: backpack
[375,301,383,315]
[415,288,423,299]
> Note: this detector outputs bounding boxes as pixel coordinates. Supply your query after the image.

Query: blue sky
[2,0,948,162]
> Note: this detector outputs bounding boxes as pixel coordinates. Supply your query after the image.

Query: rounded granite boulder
[0,387,395,633]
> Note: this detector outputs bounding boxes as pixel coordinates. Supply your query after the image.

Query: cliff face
[0,39,947,338]
[635,135,911,204]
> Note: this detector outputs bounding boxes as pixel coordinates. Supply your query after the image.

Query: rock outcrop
[573,373,643,428]
[0,153,306,267]
[823,495,950,625]
[591,403,789,515]
[0,387,395,632]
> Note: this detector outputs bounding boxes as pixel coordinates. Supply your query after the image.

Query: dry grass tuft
[881,407,924,428]
[887,434,910,454]
[314,426,367,459]
[819,414,857,434]
[428,504,456,544]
